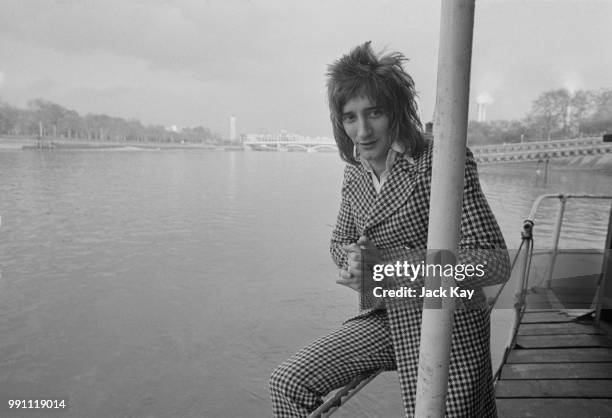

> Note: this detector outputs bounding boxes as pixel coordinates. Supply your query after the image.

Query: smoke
[0,72,4,88]
[473,67,502,104]
[476,91,494,105]
[562,71,584,96]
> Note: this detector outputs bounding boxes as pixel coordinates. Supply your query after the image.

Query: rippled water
[0,149,610,417]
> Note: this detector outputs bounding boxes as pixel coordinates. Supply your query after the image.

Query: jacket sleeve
[330,166,359,269]
[455,149,510,289]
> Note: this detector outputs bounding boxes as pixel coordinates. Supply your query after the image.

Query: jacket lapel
[363,151,430,234]
[344,170,378,233]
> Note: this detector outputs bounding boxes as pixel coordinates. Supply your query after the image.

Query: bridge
[243,136,612,162]
[243,139,337,153]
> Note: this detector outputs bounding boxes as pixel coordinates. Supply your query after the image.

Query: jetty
[493,194,612,417]
[495,309,612,417]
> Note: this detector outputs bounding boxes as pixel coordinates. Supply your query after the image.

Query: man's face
[341,96,392,169]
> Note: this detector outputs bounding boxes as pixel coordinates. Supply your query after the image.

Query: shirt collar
[358,140,412,174]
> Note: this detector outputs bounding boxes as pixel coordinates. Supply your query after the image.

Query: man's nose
[356,118,371,140]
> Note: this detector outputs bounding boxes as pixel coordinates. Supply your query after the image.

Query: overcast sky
[1,0,610,138]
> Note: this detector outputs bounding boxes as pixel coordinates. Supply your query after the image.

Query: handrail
[493,221,534,381]
[595,205,612,324]
[527,194,612,288]
[525,194,612,221]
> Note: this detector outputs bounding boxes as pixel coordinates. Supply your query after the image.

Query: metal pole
[595,204,612,323]
[415,0,475,416]
[546,197,567,287]
[519,223,534,316]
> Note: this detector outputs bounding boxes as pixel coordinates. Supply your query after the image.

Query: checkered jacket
[330,140,509,310]
[329,140,509,417]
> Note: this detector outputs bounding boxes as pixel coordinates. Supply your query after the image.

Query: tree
[467,120,526,145]
[526,89,570,140]
[0,102,19,134]
[570,90,596,136]
[583,89,612,134]
[27,99,70,137]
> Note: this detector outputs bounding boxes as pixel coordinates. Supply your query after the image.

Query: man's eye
[369,109,383,117]
[342,114,355,123]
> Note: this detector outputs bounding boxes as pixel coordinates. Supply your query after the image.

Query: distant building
[475,92,492,123]
[477,103,487,122]
[230,116,237,142]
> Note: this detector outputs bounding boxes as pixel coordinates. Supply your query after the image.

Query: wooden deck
[495,310,612,417]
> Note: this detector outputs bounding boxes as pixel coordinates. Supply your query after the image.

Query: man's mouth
[358,141,376,147]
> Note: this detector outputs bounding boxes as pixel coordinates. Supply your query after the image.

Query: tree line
[468,88,612,145]
[1,88,611,145]
[0,98,220,144]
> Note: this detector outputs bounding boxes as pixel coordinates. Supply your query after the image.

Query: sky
[0,0,611,138]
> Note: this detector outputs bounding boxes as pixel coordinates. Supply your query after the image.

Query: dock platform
[495,309,612,417]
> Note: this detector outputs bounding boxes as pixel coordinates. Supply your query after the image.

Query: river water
[0,149,610,417]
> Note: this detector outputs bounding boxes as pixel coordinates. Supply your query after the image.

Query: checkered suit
[270,141,509,417]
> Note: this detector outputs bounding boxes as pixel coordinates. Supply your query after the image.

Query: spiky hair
[326,41,425,164]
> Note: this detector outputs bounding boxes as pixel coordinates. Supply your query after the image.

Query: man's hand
[336,236,382,292]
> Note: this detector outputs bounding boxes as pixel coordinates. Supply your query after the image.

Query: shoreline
[478,154,612,175]
[0,136,242,151]
[2,136,611,174]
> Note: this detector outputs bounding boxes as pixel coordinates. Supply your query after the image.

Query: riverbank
[478,154,612,175]
[3,136,611,174]
[0,136,243,151]
[560,153,612,173]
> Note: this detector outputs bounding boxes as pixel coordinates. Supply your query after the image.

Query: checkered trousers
[269,310,395,417]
